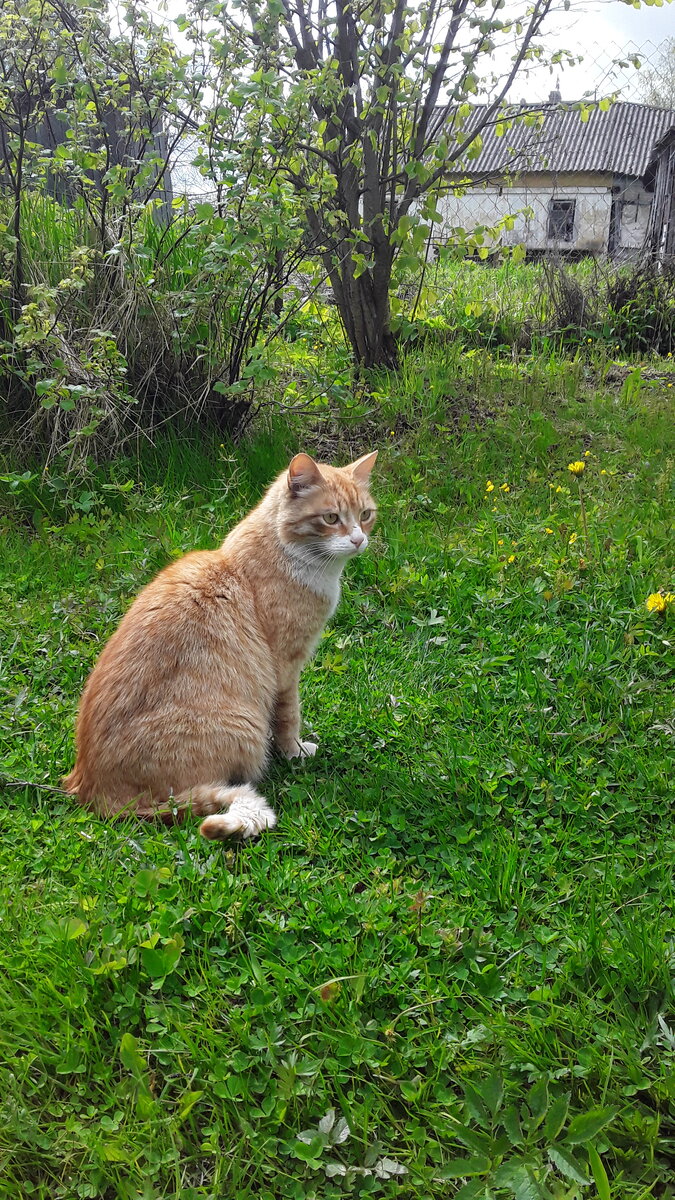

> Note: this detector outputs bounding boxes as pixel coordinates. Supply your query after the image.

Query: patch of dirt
[305,388,499,463]
[434,391,499,435]
[602,365,674,385]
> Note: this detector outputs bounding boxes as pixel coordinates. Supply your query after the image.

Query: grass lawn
[0,346,673,1199]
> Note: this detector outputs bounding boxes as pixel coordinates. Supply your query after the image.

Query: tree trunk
[333,257,398,369]
[306,207,399,369]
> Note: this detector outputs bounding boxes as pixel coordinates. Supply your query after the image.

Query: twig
[0,775,69,795]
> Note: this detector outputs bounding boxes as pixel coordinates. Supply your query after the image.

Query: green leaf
[548,1145,590,1185]
[528,1079,548,1126]
[175,1090,204,1122]
[101,1142,130,1162]
[400,1079,421,1101]
[544,1093,570,1141]
[502,1106,524,1147]
[195,202,214,220]
[463,1081,490,1127]
[564,1108,616,1145]
[435,1155,491,1179]
[587,1145,611,1200]
[141,936,182,979]
[495,1160,547,1200]
[91,957,127,974]
[479,1070,504,1117]
[454,1182,489,1200]
[291,1135,324,1162]
[119,1033,146,1077]
[446,1118,493,1154]
[52,56,69,86]
[61,917,88,940]
[134,868,158,897]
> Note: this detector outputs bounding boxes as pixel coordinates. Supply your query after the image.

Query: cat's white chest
[283,546,342,613]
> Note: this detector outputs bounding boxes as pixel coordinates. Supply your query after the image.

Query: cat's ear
[348,450,378,484]
[288,453,324,495]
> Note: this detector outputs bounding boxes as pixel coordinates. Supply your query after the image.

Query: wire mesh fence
[406,37,675,267]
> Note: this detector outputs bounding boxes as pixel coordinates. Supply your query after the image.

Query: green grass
[0,346,674,1199]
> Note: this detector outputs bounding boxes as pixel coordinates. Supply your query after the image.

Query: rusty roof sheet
[448,101,675,179]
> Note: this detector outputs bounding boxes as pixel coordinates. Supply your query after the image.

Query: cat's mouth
[333,542,367,559]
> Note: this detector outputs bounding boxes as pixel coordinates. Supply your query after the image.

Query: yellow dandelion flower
[500,483,510,492]
[584,450,591,457]
[568,461,585,476]
[646,592,667,613]
[600,469,607,475]
[389,429,395,436]
[497,539,504,546]
[545,527,553,534]
[569,532,578,545]
[508,554,516,563]
[486,480,495,492]
[555,485,563,493]
[492,505,497,512]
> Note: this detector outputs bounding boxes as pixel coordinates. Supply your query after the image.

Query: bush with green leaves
[0,0,308,459]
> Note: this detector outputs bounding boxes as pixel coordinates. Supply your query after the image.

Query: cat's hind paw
[199,785,277,840]
[287,739,318,760]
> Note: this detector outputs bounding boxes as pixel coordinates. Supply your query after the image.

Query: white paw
[200,789,277,840]
[287,740,318,760]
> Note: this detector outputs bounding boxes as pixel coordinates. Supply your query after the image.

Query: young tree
[636,36,675,109]
[0,0,73,321]
[218,0,567,368]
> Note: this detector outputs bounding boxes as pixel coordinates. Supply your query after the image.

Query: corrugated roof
[448,101,675,179]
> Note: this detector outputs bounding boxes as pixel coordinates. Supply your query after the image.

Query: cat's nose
[350,528,366,549]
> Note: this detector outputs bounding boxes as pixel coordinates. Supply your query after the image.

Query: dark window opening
[547,198,576,242]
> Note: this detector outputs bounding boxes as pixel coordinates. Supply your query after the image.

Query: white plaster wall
[433,184,613,252]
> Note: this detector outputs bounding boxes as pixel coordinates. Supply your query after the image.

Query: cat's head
[279,451,378,559]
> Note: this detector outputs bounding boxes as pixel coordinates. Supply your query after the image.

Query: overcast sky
[519,0,674,101]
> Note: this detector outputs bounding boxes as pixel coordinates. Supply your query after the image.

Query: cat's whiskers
[304,545,345,588]
[280,538,345,599]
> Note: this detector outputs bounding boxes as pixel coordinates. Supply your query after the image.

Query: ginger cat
[63,450,378,839]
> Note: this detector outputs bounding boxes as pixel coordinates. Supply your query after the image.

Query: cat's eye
[323,512,339,525]
[361,508,372,522]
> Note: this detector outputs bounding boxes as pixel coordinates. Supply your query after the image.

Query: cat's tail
[171,782,276,840]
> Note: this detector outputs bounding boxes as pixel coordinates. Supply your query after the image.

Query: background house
[647,126,675,260]
[436,99,675,258]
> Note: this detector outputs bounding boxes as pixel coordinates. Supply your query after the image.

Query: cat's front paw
[287,739,318,760]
